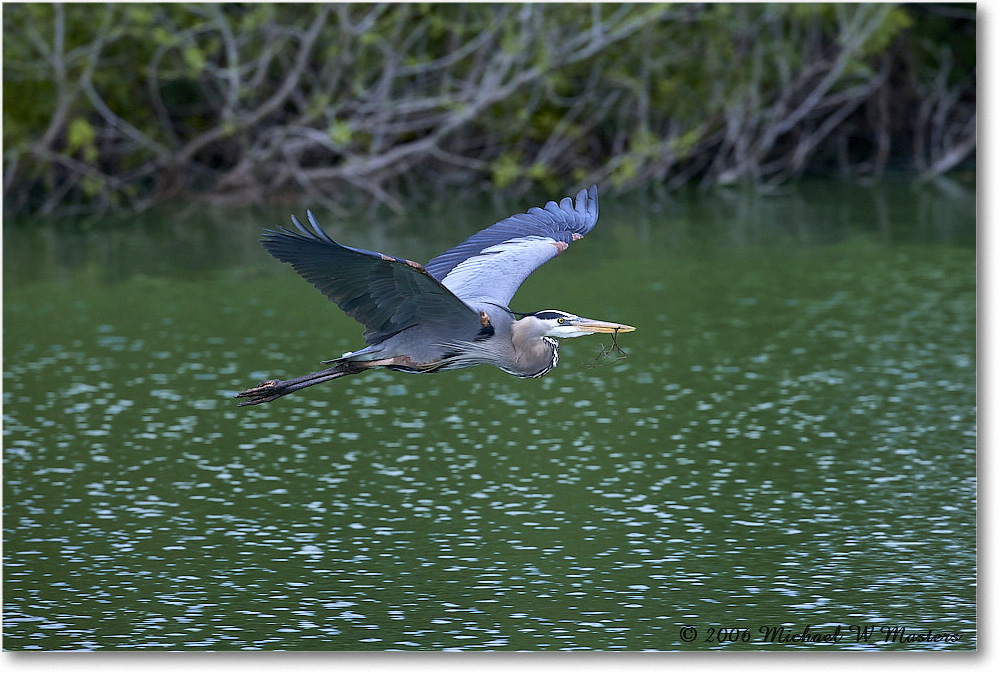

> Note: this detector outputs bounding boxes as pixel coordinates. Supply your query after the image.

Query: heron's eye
[557,318,565,324]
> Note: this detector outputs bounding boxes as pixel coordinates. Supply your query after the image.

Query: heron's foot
[235,379,285,406]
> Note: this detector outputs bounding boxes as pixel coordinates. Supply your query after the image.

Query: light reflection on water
[3,185,976,650]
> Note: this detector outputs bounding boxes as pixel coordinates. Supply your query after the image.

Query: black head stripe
[530,310,573,321]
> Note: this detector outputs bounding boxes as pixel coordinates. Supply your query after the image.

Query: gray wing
[260,212,480,346]
[424,185,599,307]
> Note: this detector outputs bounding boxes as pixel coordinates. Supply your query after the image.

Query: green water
[3,180,976,650]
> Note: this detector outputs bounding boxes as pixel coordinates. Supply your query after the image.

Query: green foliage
[610,155,639,188]
[1,2,976,218]
[668,125,706,161]
[491,152,523,189]
[860,6,913,57]
[327,120,353,147]
[526,162,559,194]
[66,118,97,162]
[80,175,105,199]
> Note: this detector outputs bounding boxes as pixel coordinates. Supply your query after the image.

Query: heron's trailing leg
[235,357,407,406]
[236,364,358,406]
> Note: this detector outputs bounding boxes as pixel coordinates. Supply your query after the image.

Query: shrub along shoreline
[2,3,975,219]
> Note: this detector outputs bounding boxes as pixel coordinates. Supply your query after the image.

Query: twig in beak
[586,327,630,367]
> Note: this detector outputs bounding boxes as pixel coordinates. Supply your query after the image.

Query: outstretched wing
[424,185,599,307]
[260,212,480,345]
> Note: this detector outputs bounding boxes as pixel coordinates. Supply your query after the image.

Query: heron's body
[237,186,634,405]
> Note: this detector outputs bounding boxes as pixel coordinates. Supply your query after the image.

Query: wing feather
[424,185,599,306]
[260,212,480,345]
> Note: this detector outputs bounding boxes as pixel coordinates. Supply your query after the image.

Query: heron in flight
[236,185,634,406]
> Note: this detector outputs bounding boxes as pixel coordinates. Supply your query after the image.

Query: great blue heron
[236,185,634,406]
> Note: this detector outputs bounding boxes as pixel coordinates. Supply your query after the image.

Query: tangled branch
[2,3,976,219]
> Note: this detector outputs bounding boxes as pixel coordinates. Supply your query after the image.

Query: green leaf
[327,120,352,146]
[182,46,207,75]
[66,117,97,162]
[491,152,522,189]
[81,175,105,198]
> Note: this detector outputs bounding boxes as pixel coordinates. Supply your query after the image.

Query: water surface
[3,180,976,650]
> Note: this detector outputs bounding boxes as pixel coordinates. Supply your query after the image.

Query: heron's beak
[570,317,637,334]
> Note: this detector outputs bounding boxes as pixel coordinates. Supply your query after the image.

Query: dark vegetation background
[2,2,976,219]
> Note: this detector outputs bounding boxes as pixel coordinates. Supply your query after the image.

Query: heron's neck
[510,318,560,378]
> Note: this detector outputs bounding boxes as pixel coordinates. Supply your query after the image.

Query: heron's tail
[235,363,357,406]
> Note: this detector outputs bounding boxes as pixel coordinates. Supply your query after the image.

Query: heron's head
[527,309,636,339]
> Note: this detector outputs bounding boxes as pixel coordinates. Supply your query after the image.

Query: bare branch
[174,5,332,166]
